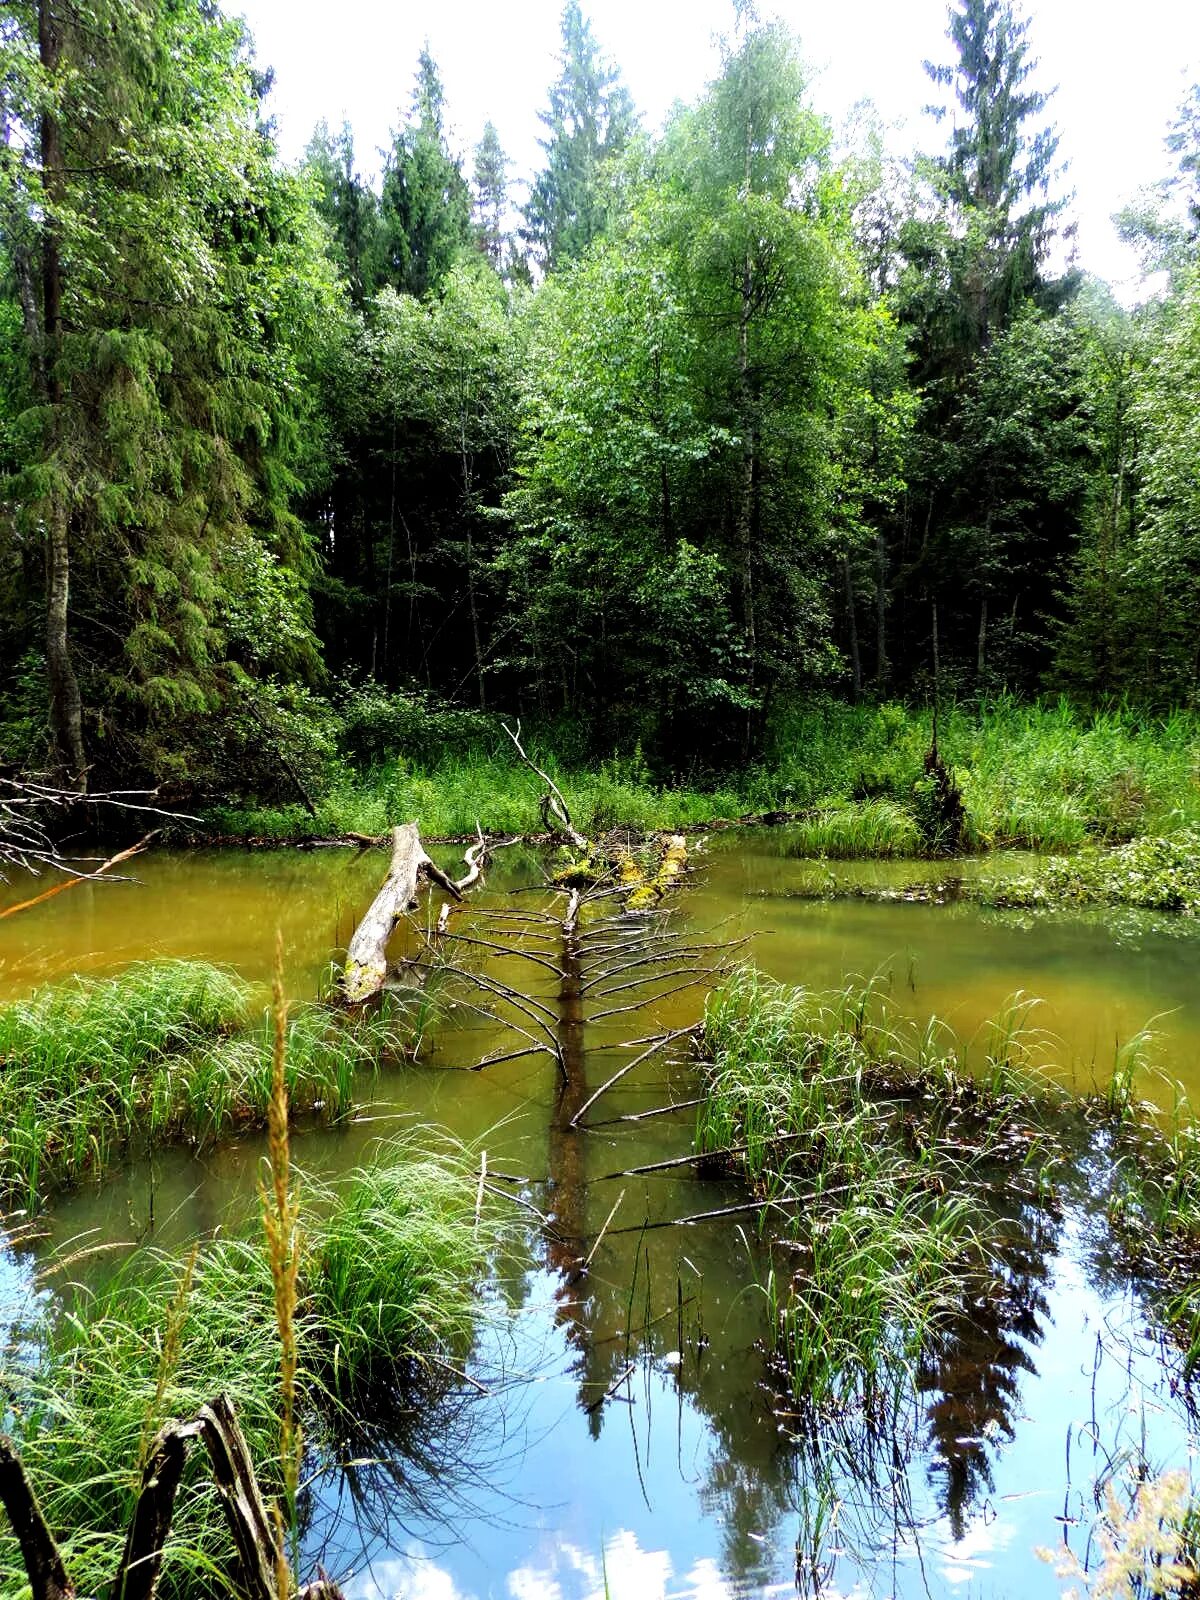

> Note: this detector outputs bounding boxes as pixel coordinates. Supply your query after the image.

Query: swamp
[4,0,1200,1593]
[4,824,1200,1600]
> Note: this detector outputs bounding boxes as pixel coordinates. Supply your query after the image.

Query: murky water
[3,835,1200,1599]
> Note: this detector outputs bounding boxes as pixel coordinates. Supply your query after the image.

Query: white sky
[234,0,1200,294]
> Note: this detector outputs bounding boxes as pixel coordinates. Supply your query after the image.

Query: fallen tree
[341,823,462,1003]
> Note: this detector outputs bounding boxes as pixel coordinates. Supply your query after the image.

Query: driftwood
[341,822,461,1003]
[0,1393,346,1600]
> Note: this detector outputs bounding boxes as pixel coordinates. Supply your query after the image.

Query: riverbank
[205,698,1200,856]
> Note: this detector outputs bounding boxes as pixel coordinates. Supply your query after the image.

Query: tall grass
[208,696,1200,856]
[0,961,417,1209]
[0,1138,491,1599]
[696,970,1072,1419]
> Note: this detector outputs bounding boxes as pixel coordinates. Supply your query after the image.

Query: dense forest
[1,0,1198,803]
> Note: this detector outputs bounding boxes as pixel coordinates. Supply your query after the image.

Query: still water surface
[3,834,1200,1599]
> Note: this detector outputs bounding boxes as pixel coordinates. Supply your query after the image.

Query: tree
[521,2,637,273]
[472,120,509,270]
[891,0,1077,685]
[375,47,472,299]
[0,0,337,789]
[305,120,378,305]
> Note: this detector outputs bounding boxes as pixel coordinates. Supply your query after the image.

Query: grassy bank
[695,969,1200,1428]
[978,829,1200,917]
[208,697,1200,855]
[1,1139,490,1598]
[0,961,422,1209]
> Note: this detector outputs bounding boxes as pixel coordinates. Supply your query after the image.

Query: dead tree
[341,822,462,1003]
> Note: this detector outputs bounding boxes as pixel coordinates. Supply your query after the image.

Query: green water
[3,836,1200,1600]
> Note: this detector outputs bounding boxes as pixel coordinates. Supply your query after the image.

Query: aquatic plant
[0,1138,491,1599]
[981,830,1200,917]
[0,961,417,1209]
[695,970,1064,1421]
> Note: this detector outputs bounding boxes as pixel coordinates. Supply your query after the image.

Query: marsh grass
[0,1137,491,1599]
[696,970,1080,1422]
[980,830,1200,917]
[209,697,1200,858]
[700,966,1200,1426]
[0,961,417,1209]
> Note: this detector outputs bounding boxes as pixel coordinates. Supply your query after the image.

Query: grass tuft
[0,961,418,1209]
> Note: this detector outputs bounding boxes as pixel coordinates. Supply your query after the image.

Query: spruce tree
[472,121,509,270]
[522,2,637,273]
[305,120,379,305]
[375,48,472,298]
[0,0,336,787]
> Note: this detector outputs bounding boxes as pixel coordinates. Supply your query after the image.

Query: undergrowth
[208,697,1200,857]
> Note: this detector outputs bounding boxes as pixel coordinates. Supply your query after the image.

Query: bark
[976,594,988,679]
[0,1437,74,1600]
[874,528,890,687]
[38,1,85,792]
[342,823,462,1003]
[842,552,862,699]
[113,1423,195,1600]
[195,1397,280,1600]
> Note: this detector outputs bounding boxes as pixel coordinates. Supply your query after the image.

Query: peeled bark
[342,823,461,1003]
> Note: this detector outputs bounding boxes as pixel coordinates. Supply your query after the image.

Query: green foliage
[981,831,1200,916]
[373,49,472,299]
[210,696,1200,851]
[521,1,637,272]
[0,0,341,786]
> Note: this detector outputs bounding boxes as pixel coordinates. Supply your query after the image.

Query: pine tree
[375,47,472,298]
[522,2,637,273]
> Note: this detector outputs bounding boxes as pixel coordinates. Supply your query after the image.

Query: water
[3,835,1200,1599]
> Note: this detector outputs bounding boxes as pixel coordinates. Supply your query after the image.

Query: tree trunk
[976,594,988,679]
[38,1,85,792]
[874,528,890,687]
[342,823,461,1003]
[842,552,862,699]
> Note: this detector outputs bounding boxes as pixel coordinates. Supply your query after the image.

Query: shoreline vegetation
[696,969,1200,1405]
[195,696,1200,914]
[0,962,424,1211]
[0,1138,494,1599]
[204,698,1200,851]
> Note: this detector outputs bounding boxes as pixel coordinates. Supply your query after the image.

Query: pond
[3,833,1199,1600]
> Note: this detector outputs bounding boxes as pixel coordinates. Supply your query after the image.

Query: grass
[207,696,1200,857]
[0,1137,491,1599]
[695,970,1066,1420]
[0,961,421,1210]
[978,829,1200,917]
[697,966,1200,1436]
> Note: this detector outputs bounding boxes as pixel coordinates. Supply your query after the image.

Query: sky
[232,0,1200,295]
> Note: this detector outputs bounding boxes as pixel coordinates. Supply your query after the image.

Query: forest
[6,5,1200,1600]
[2,0,1198,812]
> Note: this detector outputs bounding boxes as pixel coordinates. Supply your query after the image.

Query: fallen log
[341,823,461,1004]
